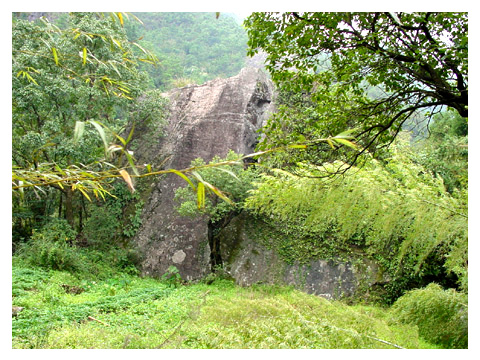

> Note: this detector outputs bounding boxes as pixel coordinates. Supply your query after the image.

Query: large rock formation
[217,213,385,300]
[132,67,275,280]
[131,67,383,300]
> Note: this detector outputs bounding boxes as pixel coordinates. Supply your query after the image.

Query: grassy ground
[12,263,439,349]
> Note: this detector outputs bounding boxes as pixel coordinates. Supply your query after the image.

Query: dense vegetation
[125,12,247,89]
[12,12,468,349]
[13,260,458,349]
[245,12,468,171]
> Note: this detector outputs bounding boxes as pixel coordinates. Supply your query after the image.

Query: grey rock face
[218,213,383,300]
[132,68,274,280]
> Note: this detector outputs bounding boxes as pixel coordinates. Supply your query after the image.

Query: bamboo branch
[87,316,110,326]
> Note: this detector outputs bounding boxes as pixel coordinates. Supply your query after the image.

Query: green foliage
[16,219,80,271]
[12,12,161,238]
[413,111,468,194]
[255,86,362,171]
[160,266,183,288]
[12,262,438,349]
[126,89,170,141]
[245,12,468,167]
[245,136,468,300]
[83,204,121,247]
[174,150,257,223]
[122,200,144,238]
[15,197,143,277]
[388,283,468,348]
[125,13,248,90]
[83,181,144,246]
[12,265,176,348]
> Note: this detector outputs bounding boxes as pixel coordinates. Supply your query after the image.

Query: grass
[12,263,440,349]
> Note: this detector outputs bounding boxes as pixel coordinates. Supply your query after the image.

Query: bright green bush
[388,283,468,348]
[174,150,257,223]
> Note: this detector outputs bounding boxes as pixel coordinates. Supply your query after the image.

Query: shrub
[16,218,81,272]
[82,204,120,248]
[160,266,183,288]
[388,283,468,348]
[244,137,468,301]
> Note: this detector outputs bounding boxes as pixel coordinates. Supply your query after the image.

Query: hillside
[126,12,248,89]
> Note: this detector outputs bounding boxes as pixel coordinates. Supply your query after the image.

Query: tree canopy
[12,13,160,233]
[245,12,468,170]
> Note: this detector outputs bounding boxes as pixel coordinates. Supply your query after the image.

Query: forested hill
[13,12,249,90]
[125,12,248,89]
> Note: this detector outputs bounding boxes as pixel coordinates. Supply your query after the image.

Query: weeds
[12,262,451,349]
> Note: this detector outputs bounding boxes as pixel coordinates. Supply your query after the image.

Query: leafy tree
[413,111,468,194]
[245,12,468,171]
[12,13,157,235]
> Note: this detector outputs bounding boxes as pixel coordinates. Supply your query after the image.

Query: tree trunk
[64,187,75,228]
[58,191,63,218]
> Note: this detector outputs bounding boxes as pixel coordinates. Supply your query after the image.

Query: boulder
[218,213,384,300]
[132,68,275,280]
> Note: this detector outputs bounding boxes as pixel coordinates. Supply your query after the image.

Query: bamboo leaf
[25,73,39,85]
[52,47,59,65]
[119,169,135,192]
[197,182,205,209]
[125,151,140,176]
[107,144,123,156]
[333,137,359,150]
[335,128,357,139]
[203,180,234,205]
[128,13,144,25]
[389,12,403,25]
[170,169,196,191]
[82,47,87,65]
[288,144,308,149]
[117,13,124,26]
[212,167,240,181]
[191,171,204,183]
[88,120,108,153]
[18,181,24,200]
[125,124,135,145]
[78,187,92,201]
[109,61,122,77]
[74,121,85,143]
[132,42,150,55]
[326,139,335,149]
[110,36,123,50]
[54,163,66,175]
